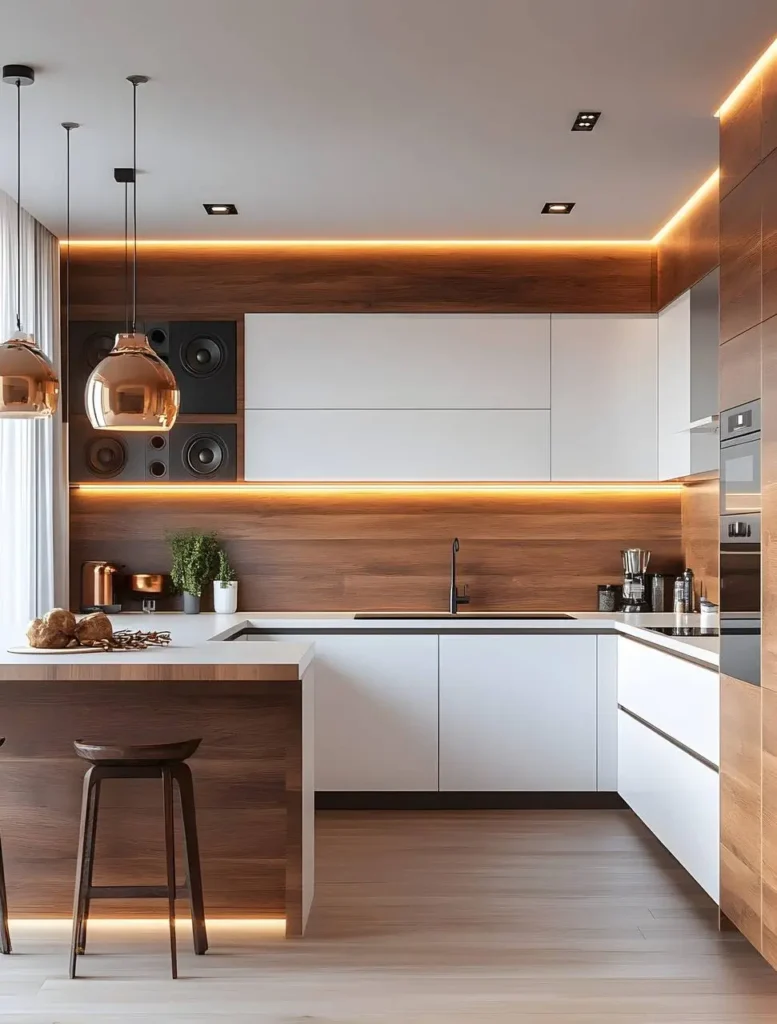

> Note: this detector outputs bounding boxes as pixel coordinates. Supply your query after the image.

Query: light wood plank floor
[2,810,777,1022]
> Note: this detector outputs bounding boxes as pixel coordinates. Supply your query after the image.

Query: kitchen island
[0,629,314,936]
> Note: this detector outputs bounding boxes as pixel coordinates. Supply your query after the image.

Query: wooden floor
[2,810,777,1022]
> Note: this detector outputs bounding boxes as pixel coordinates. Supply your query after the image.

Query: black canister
[597,584,621,612]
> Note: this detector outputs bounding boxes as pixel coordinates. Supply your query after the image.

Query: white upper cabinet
[550,315,658,480]
[244,313,551,409]
[245,409,550,481]
[658,292,692,480]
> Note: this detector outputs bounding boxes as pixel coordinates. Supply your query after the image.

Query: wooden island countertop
[0,616,314,936]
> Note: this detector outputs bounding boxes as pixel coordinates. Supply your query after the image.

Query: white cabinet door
[657,291,691,480]
[550,315,658,480]
[617,637,719,766]
[618,710,719,901]
[439,635,597,791]
[265,633,439,791]
[245,409,550,481]
[244,313,550,410]
[597,635,618,791]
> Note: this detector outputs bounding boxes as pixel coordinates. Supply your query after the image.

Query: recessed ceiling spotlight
[572,111,601,131]
[204,203,238,215]
[541,202,575,215]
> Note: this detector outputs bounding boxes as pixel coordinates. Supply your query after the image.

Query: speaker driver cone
[184,434,225,476]
[86,437,126,478]
[181,335,224,377]
[85,333,115,370]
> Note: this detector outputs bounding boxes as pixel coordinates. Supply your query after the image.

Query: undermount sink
[353,612,574,620]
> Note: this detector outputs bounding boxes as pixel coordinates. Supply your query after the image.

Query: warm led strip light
[715,34,777,118]
[651,170,719,244]
[73,482,683,496]
[63,237,651,249]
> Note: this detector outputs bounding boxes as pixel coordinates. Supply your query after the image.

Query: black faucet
[449,537,470,615]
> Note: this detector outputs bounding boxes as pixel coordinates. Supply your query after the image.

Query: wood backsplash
[70,489,683,612]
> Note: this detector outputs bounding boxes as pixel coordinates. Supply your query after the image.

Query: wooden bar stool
[0,739,10,954]
[69,738,208,979]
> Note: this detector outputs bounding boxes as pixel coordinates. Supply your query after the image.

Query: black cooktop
[645,626,719,638]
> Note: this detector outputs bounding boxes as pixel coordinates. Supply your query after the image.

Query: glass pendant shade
[85,332,179,431]
[0,331,59,418]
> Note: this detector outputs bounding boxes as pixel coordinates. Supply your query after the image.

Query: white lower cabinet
[266,633,439,791]
[618,710,719,902]
[438,635,598,791]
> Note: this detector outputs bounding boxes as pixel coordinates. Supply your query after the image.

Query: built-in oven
[720,507,761,686]
[720,400,761,515]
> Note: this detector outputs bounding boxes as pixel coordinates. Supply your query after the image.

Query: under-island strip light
[72,482,683,497]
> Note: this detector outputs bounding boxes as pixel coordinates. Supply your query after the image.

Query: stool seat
[74,738,201,766]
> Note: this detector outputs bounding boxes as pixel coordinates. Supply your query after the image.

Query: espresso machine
[621,549,651,613]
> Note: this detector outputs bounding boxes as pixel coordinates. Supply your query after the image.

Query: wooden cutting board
[7,645,108,655]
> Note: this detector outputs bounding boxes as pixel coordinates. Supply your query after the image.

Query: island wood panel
[680,475,720,605]
[0,672,312,933]
[68,489,684,613]
[656,181,719,311]
[720,164,763,344]
[66,244,656,318]
[720,672,762,952]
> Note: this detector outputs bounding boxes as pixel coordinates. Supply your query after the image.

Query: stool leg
[77,775,101,955]
[163,767,178,980]
[0,832,11,954]
[70,767,99,979]
[173,763,208,955]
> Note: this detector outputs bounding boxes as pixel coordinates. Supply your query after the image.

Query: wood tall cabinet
[718,52,777,967]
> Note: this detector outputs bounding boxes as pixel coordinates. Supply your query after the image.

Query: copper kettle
[81,561,122,611]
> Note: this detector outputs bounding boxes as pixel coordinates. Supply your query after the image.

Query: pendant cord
[132,79,138,333]
[16,78,21,332]
[65,126,70,357]
[124,182,129,332]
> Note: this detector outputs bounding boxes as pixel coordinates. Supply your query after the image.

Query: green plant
[168,531,220,598]
[216,548,237,588]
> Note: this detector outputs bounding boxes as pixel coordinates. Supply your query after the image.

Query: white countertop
[0,610,718,668]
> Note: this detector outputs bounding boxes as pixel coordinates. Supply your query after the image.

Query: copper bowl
[130,573,165,594]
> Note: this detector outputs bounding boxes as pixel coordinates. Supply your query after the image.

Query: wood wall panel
[656,183,719,311]
[762,149,777,324]
[763,315,777,692]
[762,59,777,160]
[720,165,763,344]
[720,672,762,952]
[681,476,720,605]
[719,323,762,410]
[68,489,683,613]
[720,83,763,198]
[67,245,656,318]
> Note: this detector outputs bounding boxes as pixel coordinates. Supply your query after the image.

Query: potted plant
[214,548,239,614]
[169,531,220,614]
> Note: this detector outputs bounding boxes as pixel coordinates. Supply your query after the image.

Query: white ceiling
[0,0,775,240]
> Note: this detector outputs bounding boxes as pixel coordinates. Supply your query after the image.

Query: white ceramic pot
[213,580,238,614]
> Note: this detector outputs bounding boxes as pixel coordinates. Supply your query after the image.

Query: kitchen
[0,2,775,1020]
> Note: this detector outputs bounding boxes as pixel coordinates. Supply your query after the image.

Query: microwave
[720,400,760,515]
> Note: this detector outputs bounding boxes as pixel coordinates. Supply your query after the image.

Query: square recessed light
[541,202,575,215]
[113,167,135,183]
[572,111,601,131]
[204,203,238,215]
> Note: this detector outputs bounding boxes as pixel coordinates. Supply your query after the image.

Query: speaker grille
[85,437,127,478]
[183,434,226,476]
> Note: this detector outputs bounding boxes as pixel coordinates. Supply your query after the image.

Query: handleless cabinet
[550,314,658,480]
[438,634,598,791]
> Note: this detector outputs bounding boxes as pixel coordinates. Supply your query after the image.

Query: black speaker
[168,321,237,415]
[69,417,146,482]
[169,424,237,481]
[68,322,123,416]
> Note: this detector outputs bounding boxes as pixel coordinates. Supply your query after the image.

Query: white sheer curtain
[0,189,67,642]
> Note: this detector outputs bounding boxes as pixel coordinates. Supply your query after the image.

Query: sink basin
[353,612,574,620]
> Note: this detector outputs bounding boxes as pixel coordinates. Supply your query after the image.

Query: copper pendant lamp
[0,65,60,419]
[85,75,179,432]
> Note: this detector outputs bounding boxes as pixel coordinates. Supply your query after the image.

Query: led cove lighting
[651,169,719,243]
[715,35,777,118]
[72,482,683,497]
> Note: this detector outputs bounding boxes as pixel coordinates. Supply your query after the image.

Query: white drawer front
[245,409,551,481]
[618,710,719,902]
[617,637,719,766]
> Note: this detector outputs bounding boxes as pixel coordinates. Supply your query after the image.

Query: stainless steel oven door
[720,512,761,686]
[720,436,760,515]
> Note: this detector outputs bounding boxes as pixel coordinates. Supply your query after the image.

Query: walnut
[26,617,72,649]
[74,611,113,644]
